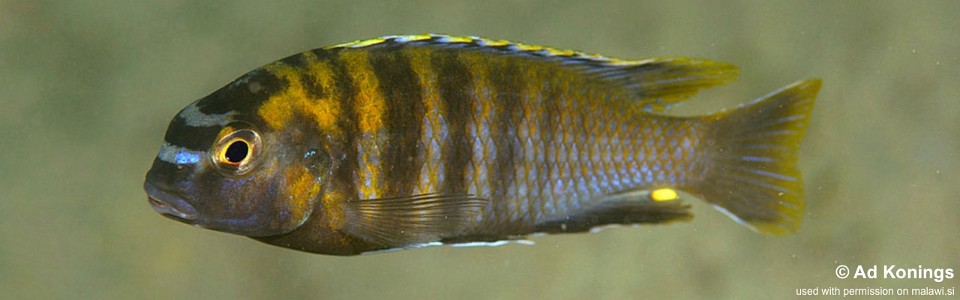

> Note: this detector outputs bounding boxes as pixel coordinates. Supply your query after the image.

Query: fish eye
[224,140,249,163]
[213,127,262,175]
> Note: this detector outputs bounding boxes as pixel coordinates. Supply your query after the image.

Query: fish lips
[144,181,198,222]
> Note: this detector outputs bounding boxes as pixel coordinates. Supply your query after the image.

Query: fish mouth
[144,181,198,222]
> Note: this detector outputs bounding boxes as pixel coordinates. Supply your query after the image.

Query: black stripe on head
[490,57,523,205]
[163,116,222,151]
[369,48,425,198]
[194,68,284,116]
[434,50,474,195]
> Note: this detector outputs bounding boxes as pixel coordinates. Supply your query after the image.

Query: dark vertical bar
[489,58,524,218]
[320,48,360,199]
[369,47,425,198]
[434,50,474,195]
[536,71,562,220]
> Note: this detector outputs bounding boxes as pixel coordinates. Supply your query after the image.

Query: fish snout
[144,181,198,222]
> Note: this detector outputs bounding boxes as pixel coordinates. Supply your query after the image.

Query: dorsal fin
[326,34,739,110]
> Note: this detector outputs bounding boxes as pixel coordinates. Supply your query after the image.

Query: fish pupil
[225,140,249,163]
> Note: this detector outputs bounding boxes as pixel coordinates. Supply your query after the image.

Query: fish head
[144,70,331,237]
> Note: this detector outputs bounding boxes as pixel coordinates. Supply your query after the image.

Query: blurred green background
[2,1,958,299]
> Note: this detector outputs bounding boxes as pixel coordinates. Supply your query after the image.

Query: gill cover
[145,69,329,237]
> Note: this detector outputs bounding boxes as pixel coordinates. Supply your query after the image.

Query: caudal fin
[694,79,820,235]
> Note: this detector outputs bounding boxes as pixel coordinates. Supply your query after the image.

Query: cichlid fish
[144,34,820,255]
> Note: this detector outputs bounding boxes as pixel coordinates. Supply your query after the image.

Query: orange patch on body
[339,51,385,133]
[320,190,348,230]
[339,50,385,199]
[258,53,341,134]
[284,166,322,223]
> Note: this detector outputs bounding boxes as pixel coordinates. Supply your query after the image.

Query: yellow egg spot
[651,188,678,202]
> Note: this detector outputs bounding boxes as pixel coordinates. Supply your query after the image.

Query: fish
[144,34,820,256]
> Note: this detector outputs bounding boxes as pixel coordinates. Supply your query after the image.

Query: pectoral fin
[341,194,487,248]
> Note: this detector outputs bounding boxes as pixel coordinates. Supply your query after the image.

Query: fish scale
[145,34,819,255]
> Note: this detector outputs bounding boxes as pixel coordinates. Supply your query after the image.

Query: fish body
[144,35,820,255]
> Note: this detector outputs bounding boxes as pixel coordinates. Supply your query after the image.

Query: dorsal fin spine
[324,34,632,66]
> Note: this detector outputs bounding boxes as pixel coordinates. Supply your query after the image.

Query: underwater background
[1,1,957,298]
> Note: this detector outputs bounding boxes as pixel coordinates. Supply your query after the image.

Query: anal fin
[534,189,693,234]
[341,194,487,248]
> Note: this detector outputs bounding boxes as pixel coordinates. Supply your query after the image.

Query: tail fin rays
[695,79,820,235]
